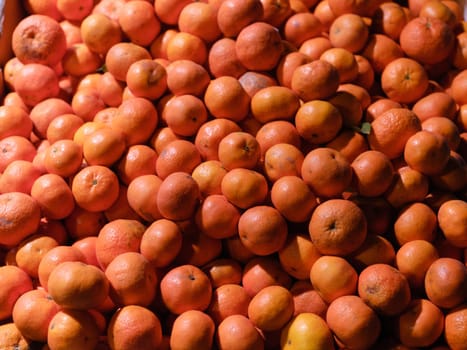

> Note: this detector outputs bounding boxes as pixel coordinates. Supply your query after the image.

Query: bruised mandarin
[12,14,67,67]
[358,263,412,316]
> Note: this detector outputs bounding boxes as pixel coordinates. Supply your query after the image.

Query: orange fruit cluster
[0,0,466,349]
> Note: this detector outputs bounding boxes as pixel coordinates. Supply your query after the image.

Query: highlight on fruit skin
[0,0,466,349]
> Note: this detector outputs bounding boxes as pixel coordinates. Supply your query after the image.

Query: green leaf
[359,122,371,135]
[97,64,107,73]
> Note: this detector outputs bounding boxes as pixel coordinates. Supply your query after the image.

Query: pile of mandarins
[0,0,466,349]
